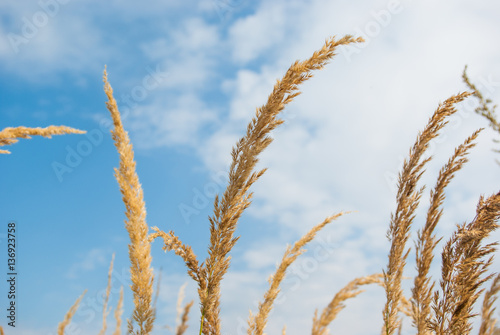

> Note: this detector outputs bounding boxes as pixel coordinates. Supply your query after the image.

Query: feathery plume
[199,35,363,335]
[411,129,482,334]
[430,192,500,335]
[462,66,500,136]
[58,290,87,335]
[0,125,85,154]
[312,273,383,335]
[113,287,124,335]
[98,254,115,335]
[148,228,201,284]
[479,273,500,335]
[104,68,155,335]
[248,213,346,335]
[177,300,194,335]
[383,92,471,335]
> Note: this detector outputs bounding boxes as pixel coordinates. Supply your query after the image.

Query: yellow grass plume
[0,125,85,154]
[104,68,155,335]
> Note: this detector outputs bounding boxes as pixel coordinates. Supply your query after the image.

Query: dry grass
[312,273,384,335]
[382,92,472,335]
[411,128,483,335]
[98,254,116,335]
[248,213,347,335]
[4,32,500,335]
[480,273,500,335]
[58,290,87,335]
[430,192,500,334]
[147,34,364,335]
[0,125,85,154]
[104,68,156,335]
[463,65,500,140]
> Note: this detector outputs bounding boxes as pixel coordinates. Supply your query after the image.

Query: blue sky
[1,0,500,334]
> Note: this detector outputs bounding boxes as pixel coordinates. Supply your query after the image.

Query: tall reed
[104,68,156,335]
[148,34,364,335]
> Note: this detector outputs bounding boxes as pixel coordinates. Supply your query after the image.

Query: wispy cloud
[127,93,218,148]
[65,248,109,279]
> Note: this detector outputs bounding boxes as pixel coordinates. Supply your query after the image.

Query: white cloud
[66,248,109,279]
[140,18,221,88]
[222,67,282,121]
[241,242,287,270]
[0,13,111,81]
[171,18,220,52]
[126,93,217,148]
[228,2,286,63]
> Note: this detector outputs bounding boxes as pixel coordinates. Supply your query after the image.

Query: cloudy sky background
[1,0,500,334]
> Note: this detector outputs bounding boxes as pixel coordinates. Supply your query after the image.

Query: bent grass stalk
[0,125,85,154]
[148,34,364,335]
[311,273,384,335]
[247,213,347,335]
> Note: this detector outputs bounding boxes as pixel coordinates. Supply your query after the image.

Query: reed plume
[383,92,471,335]
[462,66,500,137]
[114,287,124,335]
[104,68,155,335]
[248,213,346,335]
[462,65,500,165]
[198,34,364,335]
[177,300,194,335]
[0,125,85,154]
[148,34,364,335]
[479,273,500,335]
[411,129,482,334]
[312,273,383,335]
[57,290,87,335]
[430,192,500,335]
[98,254,115,335]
